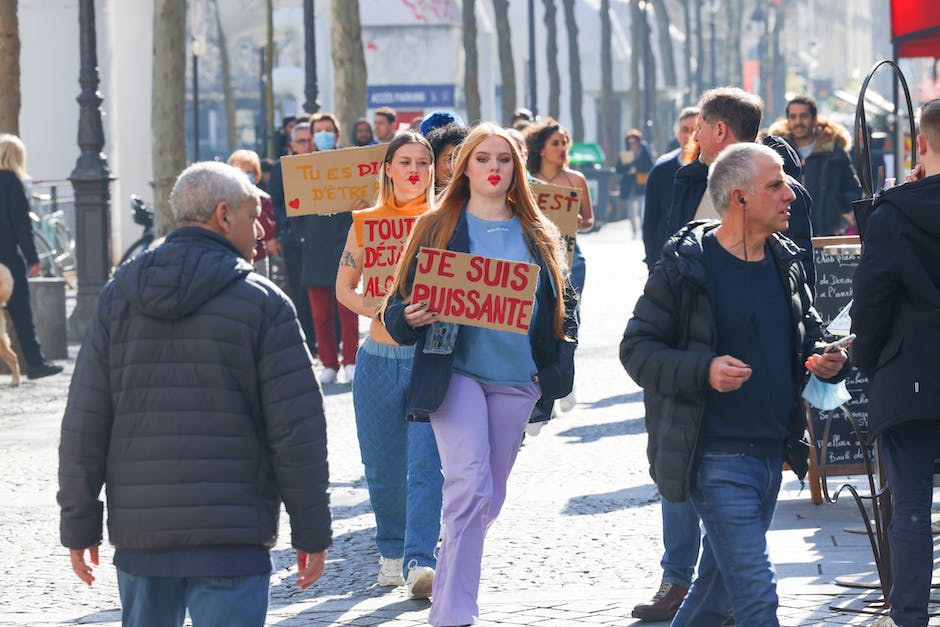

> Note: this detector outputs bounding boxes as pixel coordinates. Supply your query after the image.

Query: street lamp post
[68,0,113,339]
[707,0,721,88]
[190,0,208,161]
[527,0,537,116]
[303,0,320,114]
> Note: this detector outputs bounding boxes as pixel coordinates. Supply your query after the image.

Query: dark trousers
[881,419,940,627]
[3,258,45,369]
[280,244,316,356]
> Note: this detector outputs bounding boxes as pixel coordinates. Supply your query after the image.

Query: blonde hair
[386,122,570,339]
[0,134,29,179]
[375,131,435,208]
[226,149,262,184]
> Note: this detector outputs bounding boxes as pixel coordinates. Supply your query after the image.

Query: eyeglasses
[293,137,312,144]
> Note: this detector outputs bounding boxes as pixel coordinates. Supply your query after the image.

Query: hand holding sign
[282,144,387,215]
[412,248,540,334]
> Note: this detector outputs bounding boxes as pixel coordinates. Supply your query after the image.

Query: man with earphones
[621,143,848,626]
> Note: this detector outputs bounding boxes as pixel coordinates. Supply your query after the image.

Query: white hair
[708,143,783,215]
[169,161,258,224]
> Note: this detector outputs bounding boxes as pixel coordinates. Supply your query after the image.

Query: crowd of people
[44,87,940,627]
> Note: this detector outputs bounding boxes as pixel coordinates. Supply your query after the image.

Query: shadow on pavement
[269,597,429,626]
[581,391,644,409]
[556,417,645,443]
[563,483,660,515]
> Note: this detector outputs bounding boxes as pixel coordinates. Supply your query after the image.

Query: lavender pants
[428,373,540,627]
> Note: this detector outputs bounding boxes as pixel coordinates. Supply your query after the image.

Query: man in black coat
[58,162,331,624]
[622,144,847,625]
[851,98,940,627]
[271,121,318,357]
[659,87,816,291]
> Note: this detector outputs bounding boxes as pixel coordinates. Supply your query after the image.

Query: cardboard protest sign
[282,144,387,216]
[530,182,581,266]
[412,248,539,335]
[361,215,420,307]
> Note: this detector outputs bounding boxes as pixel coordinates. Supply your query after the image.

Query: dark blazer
[0,170,38,269]
[383,209,579,422]
[851,174,940,439]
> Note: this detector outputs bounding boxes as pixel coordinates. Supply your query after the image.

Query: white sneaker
[870,617,898,627]
[525,421,545,437]
[318,367,337,384]
[558,389,577,412]
[405,561,434,599]
[344,364,356,383]
[377,556,404,586]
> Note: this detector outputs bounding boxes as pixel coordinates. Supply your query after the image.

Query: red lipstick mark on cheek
[488,175,501,186]
[408,175,420,185]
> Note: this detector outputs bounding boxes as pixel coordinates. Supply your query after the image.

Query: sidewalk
[1,220,936,626]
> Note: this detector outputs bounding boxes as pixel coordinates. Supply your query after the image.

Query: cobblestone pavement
[2,220,937,626]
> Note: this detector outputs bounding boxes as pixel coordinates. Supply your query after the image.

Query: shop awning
[892,0,940,58]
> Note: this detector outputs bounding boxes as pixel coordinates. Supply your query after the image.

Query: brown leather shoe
[631,582,689,622]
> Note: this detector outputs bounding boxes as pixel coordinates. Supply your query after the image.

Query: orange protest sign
[362,215,420,307]
[281,144,387,216]
[530,182,581,266]
[412,247,539,334]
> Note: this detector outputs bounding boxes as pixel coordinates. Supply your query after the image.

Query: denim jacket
[383,209,579,422]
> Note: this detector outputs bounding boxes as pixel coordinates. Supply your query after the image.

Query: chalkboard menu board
[807,236,872,475]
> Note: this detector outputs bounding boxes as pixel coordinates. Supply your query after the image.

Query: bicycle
[30,209,75,279]
[118,195,155,266]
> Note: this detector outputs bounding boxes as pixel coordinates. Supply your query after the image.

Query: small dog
[0,263,21,386]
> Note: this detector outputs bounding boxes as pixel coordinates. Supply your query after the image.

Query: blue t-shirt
[453,212,538,385]
[701,231,794,456]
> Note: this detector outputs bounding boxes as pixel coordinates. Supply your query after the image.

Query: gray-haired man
[621,143,847,625]
[59,161,331,626]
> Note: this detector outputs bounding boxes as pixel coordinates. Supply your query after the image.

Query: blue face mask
[802,374,852,411]
[314,130,336,151]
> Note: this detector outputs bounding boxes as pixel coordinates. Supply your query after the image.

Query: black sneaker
[28,362,63,379]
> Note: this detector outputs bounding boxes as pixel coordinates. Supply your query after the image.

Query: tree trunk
[629,0,641,129]
[152,0,187,235]
[770,8,786,122]
[492,0,516,126]
[600,0,615,167]
[330,0,367,144]
[543,0,560,119]
[462,0,481,124]
[562,0,583,141]
[694,0,705,96]
[214,0,236,154]
[264,0,275,158]
[682,0,693,102]
[725,0,743,87]
[650,0,675,87]
[0,0,20,135]
[640,3,657,147]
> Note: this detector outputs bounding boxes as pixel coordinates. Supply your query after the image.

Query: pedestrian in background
[616,129,654,229]
[383,123,578,627]
[374,106,398,143]
[426,122,469,194]
[58,161,331,627]
[0,133,62,380]
[335,132,443,599]
[851,98,940,627]
[304,112,366,384]
[353,118,376,147]
[621,143,848,626]
[227,149,278,278]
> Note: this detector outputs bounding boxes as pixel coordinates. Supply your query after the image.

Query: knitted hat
[419,111,465,137]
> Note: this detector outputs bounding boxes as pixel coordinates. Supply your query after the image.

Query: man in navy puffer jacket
[58,162,331,626]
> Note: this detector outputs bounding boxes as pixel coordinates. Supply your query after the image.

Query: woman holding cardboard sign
[335,132,443,600]
[383,123,578,627]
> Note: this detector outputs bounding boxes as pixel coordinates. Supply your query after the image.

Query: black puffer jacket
[620,221,837,502]
[58,227,332,554]
[851,174,940,439]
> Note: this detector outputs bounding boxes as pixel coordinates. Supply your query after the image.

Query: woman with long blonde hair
[0,133,62,379]
[335,132,443,599]
[383,123,578,626]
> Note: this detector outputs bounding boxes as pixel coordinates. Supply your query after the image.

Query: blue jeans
[672,452,783,627]
[116,569,269,627]
[661,497,701,588]
[352,339,443,575]
[881,419,940,627]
